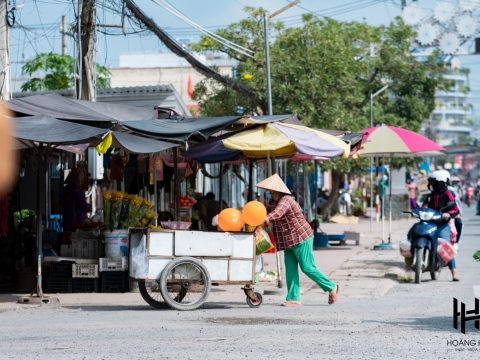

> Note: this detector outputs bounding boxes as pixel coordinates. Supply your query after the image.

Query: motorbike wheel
[415,247,424,284]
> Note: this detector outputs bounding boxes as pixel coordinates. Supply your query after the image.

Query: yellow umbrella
[222,123,350,159]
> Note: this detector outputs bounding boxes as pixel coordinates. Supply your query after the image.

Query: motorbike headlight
[432,214,441,221]
[419,212,434,221]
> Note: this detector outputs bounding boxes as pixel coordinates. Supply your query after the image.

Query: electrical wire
[150,0,254,57]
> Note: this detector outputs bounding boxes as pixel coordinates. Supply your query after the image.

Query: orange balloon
[242,201,267,226]
[218,208,245,232]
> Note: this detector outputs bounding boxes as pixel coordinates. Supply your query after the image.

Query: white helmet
[429,170,450,185]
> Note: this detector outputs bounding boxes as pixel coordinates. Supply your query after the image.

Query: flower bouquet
[102,191,156,230]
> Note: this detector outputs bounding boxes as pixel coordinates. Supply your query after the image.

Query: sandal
[328,285,339,305]
[282,301,302,307]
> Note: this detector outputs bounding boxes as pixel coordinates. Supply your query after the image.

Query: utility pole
[0,0,11,100]
[75,0,95,101]
[62,15,67,55]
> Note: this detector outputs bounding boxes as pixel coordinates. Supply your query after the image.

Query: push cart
[129,228,262,311]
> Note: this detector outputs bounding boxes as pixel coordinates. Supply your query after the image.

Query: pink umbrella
[360,125,444,248]
[361,125,444,156]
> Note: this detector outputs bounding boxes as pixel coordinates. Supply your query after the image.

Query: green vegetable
[473,251,480,262]
[13,209,35,220]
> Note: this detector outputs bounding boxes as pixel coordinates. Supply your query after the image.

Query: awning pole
[388,155,393,243]
[153,154,158,226]
[173,150,180,220]
[248,158,253,202]
[267,151,272,177]
[218,162,223,214]
[35,156,45,297]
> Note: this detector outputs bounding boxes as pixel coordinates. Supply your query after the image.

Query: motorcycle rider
[422,170,460,281]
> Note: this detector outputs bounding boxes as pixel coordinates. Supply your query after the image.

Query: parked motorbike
[403,202,455,284]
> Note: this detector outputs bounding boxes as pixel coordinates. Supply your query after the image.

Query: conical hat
[256,173,291,194]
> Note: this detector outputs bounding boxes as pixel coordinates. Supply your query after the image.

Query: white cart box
[174,231,234,257]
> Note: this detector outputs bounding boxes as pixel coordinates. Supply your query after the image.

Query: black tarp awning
[3,94,158,122]
[8,115,177,154]
[9,115,106,144]
[122,116,243,141]
[110,131,177,154]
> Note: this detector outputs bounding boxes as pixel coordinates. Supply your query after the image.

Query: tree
[21,52,111,92]
[192,9,448,216]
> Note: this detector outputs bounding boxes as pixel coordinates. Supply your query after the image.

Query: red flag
[187,75,194,98]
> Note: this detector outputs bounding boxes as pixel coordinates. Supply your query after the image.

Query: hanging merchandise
[96,133,113,155]
[149,154,164,184]
[110,152,127,181]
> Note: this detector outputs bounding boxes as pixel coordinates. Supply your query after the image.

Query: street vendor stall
[7,115,178,301]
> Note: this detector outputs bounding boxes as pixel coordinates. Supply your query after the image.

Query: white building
[109,51,237,111]
[414,52,475,146]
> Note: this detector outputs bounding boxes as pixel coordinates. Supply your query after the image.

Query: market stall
[7,115,178,300]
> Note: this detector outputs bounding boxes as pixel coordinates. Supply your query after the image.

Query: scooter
[403,201,455,284]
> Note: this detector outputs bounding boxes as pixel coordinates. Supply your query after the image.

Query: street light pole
[369,85,388,233]
[262,1,299,292]
[263,14,273,116]
[263,0,299,116]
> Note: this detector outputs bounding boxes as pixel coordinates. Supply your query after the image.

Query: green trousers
[284,237,336,301]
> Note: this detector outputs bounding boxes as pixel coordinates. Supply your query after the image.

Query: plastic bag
[437,238,457,265]
[254,227,274,255]
[448,219,457,243]
[399,240,412,258]
[129,234,149,279]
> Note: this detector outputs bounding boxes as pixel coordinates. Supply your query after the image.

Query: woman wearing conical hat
[257,174,339,306]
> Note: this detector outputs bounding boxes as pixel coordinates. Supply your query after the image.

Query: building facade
[423,55,475,146]
[109,51,237,112]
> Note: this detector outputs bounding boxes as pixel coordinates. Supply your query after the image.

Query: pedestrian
[378,174,388,217]
[257,174,339,306]
[405,175,417,210]
[62,168,92,228]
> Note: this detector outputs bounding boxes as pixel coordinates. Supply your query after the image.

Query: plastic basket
[99,257,128,272]
[72,264,99,278]
[47,278,72,293]
[50,261,75,278]
[101,271,129,293]
[72,278,100,293]
[72,238,102,259]
[160,221,191,230]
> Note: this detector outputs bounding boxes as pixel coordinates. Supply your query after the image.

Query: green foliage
[192,9,448,215]
[21,52,111,92]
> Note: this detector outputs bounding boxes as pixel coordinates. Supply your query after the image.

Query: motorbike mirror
[446,201,456,210]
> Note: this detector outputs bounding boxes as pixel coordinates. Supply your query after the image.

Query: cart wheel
[139,281,166,309]
[159,257,211,311]
[246,292,263,308]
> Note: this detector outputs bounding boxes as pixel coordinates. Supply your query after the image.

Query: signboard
[418,175,429,195]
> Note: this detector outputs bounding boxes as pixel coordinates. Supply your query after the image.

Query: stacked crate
[99,257,129,293]
[47,261,74,293]
[72,264,100,292]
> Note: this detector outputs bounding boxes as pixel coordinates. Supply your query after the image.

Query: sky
[8,0,480,111]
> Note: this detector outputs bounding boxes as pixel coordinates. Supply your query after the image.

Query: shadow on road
[362,316,472,334]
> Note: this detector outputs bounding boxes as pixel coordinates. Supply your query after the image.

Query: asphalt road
[1,207,479,359]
